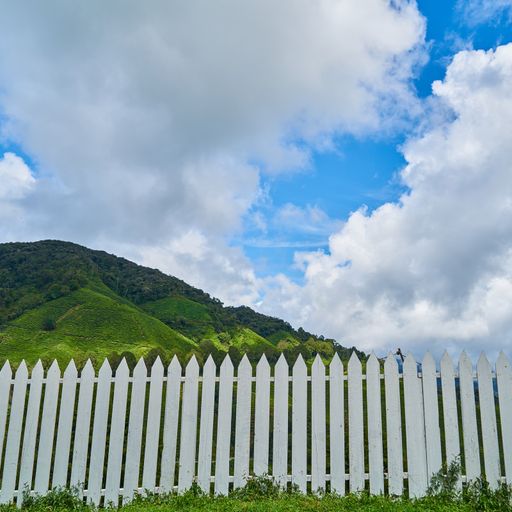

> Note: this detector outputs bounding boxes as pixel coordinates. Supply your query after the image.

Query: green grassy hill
[0,240,361,367]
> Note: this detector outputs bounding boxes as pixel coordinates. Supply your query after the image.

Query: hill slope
[0,240,360,366]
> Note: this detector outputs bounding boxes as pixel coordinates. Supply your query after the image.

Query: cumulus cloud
[261,44,512,357]
[135,231,261,307]
[0,0,425,304]
[0,152,35,200]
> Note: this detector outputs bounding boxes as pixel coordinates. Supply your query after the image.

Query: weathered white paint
[403,354,428,498]
[160,356,182,492]
[18,361,44,502]
[384,353,403,496]
[273,354,289,487]
[311,355,326,493]
[477,353,500,488]
[215,356,234,495]
[0,361,28,503]
[52,360,78,488]
[422,352,442,481]
[348,352,364,493]
[34,360,61,493]
[292,355,307,492]
[0,362,12,487]
[104,360,130,505]
[178,356,200,492]
[329,354,345,495]
[253,355,270,476]
[142,358,164,491]
[497,352,512,484]
[367,353,384,495]
[459,351,480,482]
[197,356,215,492]
[87,359,112,505]
[70,360,95,491]
[234,355,252,488]
[440,352,460,482]
[123,358,147,501]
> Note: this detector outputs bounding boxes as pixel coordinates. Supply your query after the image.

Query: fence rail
[0,351,510,506]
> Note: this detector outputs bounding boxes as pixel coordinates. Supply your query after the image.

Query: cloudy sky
[1,0,512,357]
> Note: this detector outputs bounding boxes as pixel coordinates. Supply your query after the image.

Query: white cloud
[135,231,261,307]
[260,44,512,358]
[0,0,425,305]
[0,152,35,200]
[457,0,512,25]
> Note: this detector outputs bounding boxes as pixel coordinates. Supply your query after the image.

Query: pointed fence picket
[1,362,28,504]
[34,360,60,493]
[122,359,147,501]
[142,358,164,491]
[440,352,460,480]
[160,357,182,492]
[0,350,511,505]
[459,352,480,482]
[403,354,428,498]
[292,355,307,492]
[197,356,215,492]
[384,353,403,496]
[0,362,12,484]
[52,360,78,487]
[311,355,326,493]
[329,355,345,495]
[348,352,364,493]
[477,354,500,488]
[87,359,112,505]
[215,356,234,495]
[18,361,44,503]
[253,355,270,476]
[497,352,512,484]
[70,360,95,491]
[273,354,289,487]
[422,352,442,481]
[104,360,129,505]
[234,356,252,488]
[367,353,383,495]
[178,357,200,492]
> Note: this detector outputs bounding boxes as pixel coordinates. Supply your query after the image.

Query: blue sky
[2,0,512,355]
[239,0,512,281]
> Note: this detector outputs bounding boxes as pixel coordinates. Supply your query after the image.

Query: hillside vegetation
[0,240,361,367]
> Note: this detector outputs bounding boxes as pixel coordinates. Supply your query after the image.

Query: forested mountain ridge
[0,240,362,367]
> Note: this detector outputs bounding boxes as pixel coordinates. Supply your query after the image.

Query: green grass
[142,297,214,325]
[6,479,512,512]
[0,286,196,366]
[228,327,275,350]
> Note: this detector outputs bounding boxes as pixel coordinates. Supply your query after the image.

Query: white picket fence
[0,351,510,506]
